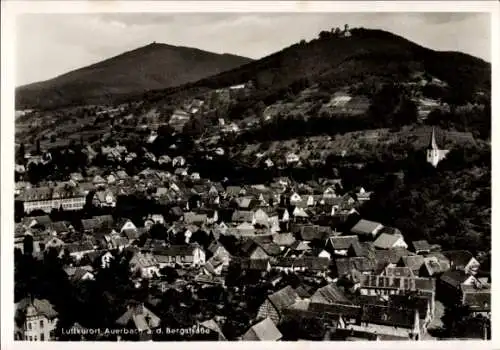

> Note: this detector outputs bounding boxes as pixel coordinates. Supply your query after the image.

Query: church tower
[426,127,449,167]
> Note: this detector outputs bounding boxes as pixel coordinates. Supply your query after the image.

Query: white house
[286,153,300,164]
[15,298,58,341]
[101,251,114,269]
[129,253,159,279]
[290,192,302,205]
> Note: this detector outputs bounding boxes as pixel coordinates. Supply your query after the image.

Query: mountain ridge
[16,42,253,109]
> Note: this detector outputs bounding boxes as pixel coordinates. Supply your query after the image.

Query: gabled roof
[116,303,161,331]
[199,319,227,340]
[225,186,242,197]
[351,219,382,235]
[461,286,491,311]
[241,317,282,341]
[373,233,405,249]
[268,286,299,312]
[399,255,426,272]
[335,257,376,276]
[272,233,296,247]
[311,284,353,305]
[411,240,432,252]
[297,225,330,241]
[440,270,471,289]
[16,298,58,321]
[327,235,359,250]
[442,250,476,268]
[81,215,114,232]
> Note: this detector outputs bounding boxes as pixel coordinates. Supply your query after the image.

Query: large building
[18,186,86,214]
[15,298,59,341]
[426,128,449,167]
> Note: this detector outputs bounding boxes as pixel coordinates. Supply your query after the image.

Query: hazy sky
[16,12,491,86]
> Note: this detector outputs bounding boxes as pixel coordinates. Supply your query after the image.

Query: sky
[16,12,491,86]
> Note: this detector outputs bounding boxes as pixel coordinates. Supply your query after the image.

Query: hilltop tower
[343,24,352,38]
[426,127,449,167]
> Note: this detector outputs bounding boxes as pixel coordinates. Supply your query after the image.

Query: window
[28,322,32,330]
[34,335,37,341]
[29,336,33,341]
[40,320,44,328]
[40,333,45,341]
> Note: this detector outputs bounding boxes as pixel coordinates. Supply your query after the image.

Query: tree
[23,235,34,256]
[16,143,25,164]
[394,98,418,127]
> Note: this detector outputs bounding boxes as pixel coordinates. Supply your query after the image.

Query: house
[296,224,330,242]
[292,206,309,219]
[350,219,384,240]
[116,302,161,340]
[389,294,433,329]
[398,255,426,276]
[129,252,159,279]
[70,172,84,182]
[442,250,480,275]
[325,235,360,256]
[439,270,479,299]
[15,298,59,341]
[335,257,376,278]
[286,153,300,164]
[358,274,435,303]
[234,258,270,274]
[351,304,423,340]
[257,286,300,324]
[208,241,232,265]
[198,318,227,340]
[311,284,353,305]
[420,256,449,277]
[93,190,116,208]
[356,187,372,202]
[231,210,256,225]
[411,240,432,255]
[92,175,106,186]
[81,215,114,233]
[153,244,206,267]
[19,186,86,213]
[460,284,491,317]
[183,212,208,225]
[64,266,95,282]
[65,242,95,261]
[202,255,226,276]
[172,156,186,168]
[43,236,65,252]
[253,208,270,227]
[101,251,114,268]
[241,317,282,341]
[373,233,408,250]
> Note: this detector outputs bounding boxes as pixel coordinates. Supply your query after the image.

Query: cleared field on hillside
[241,125,475,160]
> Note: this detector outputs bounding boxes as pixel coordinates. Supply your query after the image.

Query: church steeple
[428,127,438,150]
[426,127,449,167]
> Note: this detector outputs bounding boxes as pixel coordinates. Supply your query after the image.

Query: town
[14,119,491,341]
[12,19,491,343]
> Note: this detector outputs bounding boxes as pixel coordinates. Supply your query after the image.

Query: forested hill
[142,27,490,106]
[15,43,252,109]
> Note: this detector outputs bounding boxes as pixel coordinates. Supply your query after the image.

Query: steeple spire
[429,127,438,150]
